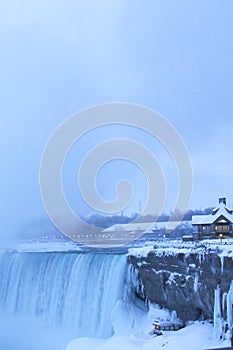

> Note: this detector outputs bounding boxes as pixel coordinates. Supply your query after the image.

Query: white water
[0,252,129,349]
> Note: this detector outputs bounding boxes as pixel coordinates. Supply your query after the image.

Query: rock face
[128,249,233,322]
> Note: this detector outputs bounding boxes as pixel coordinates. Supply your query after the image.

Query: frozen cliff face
[212,281,233,341]
[127,241,233,323]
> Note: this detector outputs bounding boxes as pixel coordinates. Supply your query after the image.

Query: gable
[213,215,232,225]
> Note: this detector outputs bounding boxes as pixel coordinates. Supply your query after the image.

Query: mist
[0,0,232,239]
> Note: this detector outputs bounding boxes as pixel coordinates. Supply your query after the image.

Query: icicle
[227,282,233,335]
[194,273,199,292]
[198,253,203,267]
[171,310,177,322]
[213,285,224,339]
[222,292,228,319]
[220,255,224,273]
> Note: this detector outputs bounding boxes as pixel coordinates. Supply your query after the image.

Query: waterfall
[0,252,129,348]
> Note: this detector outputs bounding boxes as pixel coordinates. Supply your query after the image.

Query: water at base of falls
[0,252,130,350]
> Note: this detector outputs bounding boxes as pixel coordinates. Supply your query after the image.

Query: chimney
[219,197,226,205]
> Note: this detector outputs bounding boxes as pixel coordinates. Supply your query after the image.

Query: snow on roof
[103,221,192,233]
[103,222,156,233]
[191,215,206,225]
[192,202,233,225]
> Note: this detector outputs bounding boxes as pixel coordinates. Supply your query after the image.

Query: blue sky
[0,1,232,237]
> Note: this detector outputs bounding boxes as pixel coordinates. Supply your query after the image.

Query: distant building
[103,220,192,240]
[192,197,233,239]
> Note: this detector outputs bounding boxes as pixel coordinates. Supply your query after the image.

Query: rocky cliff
[127,242,233,323]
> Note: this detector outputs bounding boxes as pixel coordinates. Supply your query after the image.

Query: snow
[103,221,192,234]
[192,201,233,225]
[127,238,233,260]
[65,298,232,350]
[0,240,82,253]
[66,318,230,350]
[128,245,154,258]
[166,272,183,286]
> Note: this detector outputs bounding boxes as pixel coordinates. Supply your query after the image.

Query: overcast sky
[0,1,232,237]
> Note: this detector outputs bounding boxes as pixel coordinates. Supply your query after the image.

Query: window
[215,225,230,233]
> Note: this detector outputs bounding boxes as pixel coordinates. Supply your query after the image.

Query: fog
[0,1,232,239]
[0,315,70,350]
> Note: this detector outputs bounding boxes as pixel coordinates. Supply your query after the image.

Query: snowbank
[0,240,82,253]
[65,299,231,350]
[128,239,233,259]
[65,323,230,350]
[128,245,154,258]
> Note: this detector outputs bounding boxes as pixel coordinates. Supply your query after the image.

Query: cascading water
[0,252,130,349]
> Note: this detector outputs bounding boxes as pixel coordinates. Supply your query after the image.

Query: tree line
[85,207,214,228]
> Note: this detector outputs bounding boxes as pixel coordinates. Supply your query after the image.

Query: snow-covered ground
[65,300,231,350]
[128,238,233,259]
[0,239,82,253]
[66,325,230,350]
[2,237,233,255]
